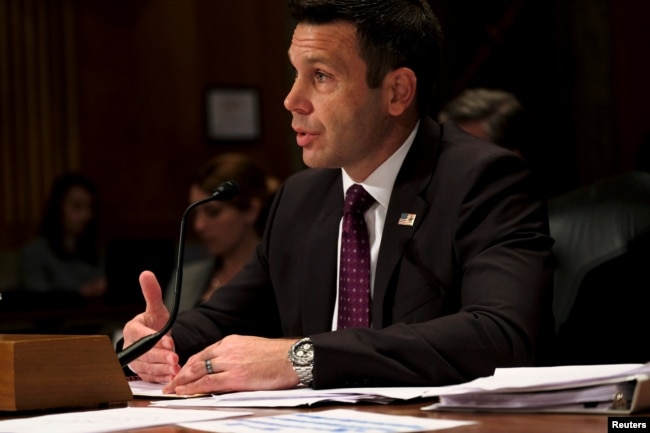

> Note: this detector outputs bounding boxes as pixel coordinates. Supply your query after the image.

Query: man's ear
[385,67,417,116]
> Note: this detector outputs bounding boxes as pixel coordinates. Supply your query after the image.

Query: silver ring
[205,359,214,375]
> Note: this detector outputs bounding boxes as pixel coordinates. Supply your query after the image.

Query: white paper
[0,407,251,433]
[178,408,476,433]
[129,379,207,398]
[421,363,649,397]
[421,363,650,412]
[149,386,435,408]
[434,381,636,409]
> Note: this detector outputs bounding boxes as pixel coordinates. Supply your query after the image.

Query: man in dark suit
[122,0,554,394]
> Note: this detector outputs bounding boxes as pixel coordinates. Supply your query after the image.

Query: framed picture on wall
[205,87,261,142]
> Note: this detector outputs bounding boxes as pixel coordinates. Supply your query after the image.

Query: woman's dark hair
[288,0,443,116]
[40,172,100,263]
[192,153,277,236]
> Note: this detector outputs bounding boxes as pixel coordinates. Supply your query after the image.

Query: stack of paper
[422,362,650,413]
[145,386,436,408]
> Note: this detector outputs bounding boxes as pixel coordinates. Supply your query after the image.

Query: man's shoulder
[438,120,514,158]
[267,168,343,221]
[436,120,528,176]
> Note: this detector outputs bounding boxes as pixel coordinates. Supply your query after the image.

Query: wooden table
[2,397,640,433]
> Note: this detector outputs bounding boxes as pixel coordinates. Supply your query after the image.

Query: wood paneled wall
[1,0,295,249]
[0,0,80,246]
[72,0,295,245]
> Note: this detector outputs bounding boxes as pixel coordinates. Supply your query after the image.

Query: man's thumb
[139,270,167,316]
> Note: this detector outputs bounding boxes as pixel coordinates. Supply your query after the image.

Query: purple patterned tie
[338,184,375,329]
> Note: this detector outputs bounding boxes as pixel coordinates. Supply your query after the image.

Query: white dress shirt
[331,121,419,329]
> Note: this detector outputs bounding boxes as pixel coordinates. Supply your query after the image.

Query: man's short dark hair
[288,0,443,116]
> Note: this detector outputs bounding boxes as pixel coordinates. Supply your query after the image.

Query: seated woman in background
[165,153,278,312]
[19,172,107,298]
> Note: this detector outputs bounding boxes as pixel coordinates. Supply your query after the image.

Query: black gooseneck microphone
[117,180,240,367]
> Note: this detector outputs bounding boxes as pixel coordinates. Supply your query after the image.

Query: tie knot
[344,184,374,215]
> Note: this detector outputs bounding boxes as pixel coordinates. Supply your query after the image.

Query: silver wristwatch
[288,337,314,386]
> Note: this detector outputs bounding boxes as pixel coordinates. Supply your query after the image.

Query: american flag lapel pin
[398,213,416,226]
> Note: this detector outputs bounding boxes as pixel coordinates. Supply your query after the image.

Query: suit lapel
[372,180,429,326]
[300,174,343,333]
[372,119,440,327]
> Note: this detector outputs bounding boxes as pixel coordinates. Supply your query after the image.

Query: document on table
[0,407,251,433]
[149,386,437,408]
[178,409,476,433]
[430,381,636,410]
[129,379,208,398]
[423,363,650,394]
[422,362,650,413]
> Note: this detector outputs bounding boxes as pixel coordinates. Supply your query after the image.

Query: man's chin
[302,151,338,170]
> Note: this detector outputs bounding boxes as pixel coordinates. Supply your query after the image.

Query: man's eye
[315,71,328,82]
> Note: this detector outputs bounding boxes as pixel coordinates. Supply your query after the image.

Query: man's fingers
[139,270,168,317]
[129,346,180,375]
[171,374,222,395]
[141,373,176,385]
[136,342,179,365]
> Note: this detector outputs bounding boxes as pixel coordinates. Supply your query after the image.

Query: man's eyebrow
[288,51,328,65]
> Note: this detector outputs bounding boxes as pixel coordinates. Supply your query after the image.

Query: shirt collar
[342,121,419,209]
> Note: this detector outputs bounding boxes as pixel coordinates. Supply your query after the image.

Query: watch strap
[294,365,313,387]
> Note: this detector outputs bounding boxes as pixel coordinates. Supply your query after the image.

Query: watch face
[292,339,314,366]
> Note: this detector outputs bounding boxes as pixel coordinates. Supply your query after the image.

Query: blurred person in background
[439,88,549,197]
[165,152,278,312]
[439,88,527,158]
[19,172,107,298]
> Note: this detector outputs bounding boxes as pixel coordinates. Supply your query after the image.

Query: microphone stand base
[0,334,132,411]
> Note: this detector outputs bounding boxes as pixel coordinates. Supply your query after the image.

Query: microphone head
[212,180,240,201]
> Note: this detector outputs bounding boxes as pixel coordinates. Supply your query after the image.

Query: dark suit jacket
[172,117,555,388]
